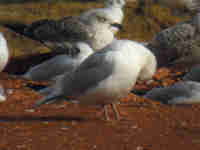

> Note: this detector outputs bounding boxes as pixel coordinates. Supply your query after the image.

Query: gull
[147,13,200,67]
[144,0,200,67]
[144,81,200,104]
[34,39,157,121]
[0,32,9,72]
[3,1,124,52]
[22,42,93,81]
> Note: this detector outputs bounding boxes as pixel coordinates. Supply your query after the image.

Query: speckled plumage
[147,19,200,66]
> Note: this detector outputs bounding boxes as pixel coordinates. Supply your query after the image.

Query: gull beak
[111,23,123,31]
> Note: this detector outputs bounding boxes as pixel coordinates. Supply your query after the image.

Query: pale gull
[144,81,200,104]
[0,32,9,72]
[22,42,93,81]
[34,39,157,121]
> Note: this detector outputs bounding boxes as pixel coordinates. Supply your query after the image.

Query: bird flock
[0,0,200,120]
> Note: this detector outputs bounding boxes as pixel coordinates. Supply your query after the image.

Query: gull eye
[66,47,80,57]
[97,16,107,22]
[74,47,81,54]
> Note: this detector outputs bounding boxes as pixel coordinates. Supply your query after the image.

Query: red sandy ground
[0,64,200,150]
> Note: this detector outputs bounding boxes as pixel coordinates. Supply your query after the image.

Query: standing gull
[22,42,93,81]
[34,40,157,120]
[0,32,9,72]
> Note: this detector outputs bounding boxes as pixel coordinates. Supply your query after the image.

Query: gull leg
[103,105,110,121]
[111,103,120,120]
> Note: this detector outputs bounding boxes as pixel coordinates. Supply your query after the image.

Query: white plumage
[0,33,9,72]
[34,40,157,120]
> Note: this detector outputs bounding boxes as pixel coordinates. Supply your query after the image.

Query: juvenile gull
[3,1,123,51]
[34,40,157,120]
[0,32,9,72]
[144,81,200,104]
[22,42,93,81]
[144,0,200,67]
[147,14,200,67]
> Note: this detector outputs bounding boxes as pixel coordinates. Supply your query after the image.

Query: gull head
[89,10,123,33]
[80,9,123,50]
[80,2,124,33]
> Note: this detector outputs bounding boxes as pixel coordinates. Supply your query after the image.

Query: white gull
[34,39,157,120]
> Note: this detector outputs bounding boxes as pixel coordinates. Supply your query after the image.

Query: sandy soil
[0,63,200,150]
